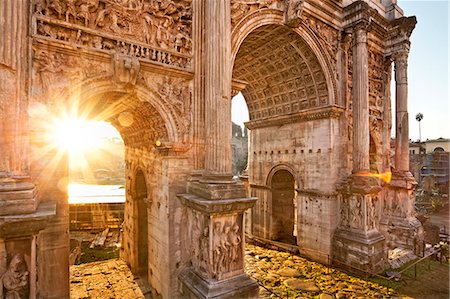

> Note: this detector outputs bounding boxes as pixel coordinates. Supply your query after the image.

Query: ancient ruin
[0,0,422,298]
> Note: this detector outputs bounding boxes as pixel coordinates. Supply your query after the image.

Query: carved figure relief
[349,196,363,229]
[140,74,193,142]
[367,197,378,229]
[231,0,281,27]
[227,223,242,266]
[211,220,242,279]
[0,254,29,299]
[32,0,192,69]
[284,0,303,27]
[340,196,350,227]
[32,48,109,101]
[303,17,338,65]
[112,52,140,87]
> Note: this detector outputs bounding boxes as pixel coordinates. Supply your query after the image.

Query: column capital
[392,49,409,62]
[393,50,408,85]
[350,19,371,47]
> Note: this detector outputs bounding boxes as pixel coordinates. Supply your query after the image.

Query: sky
[232,0,450,141]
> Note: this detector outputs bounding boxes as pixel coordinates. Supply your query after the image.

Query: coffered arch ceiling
[233,24,329,122]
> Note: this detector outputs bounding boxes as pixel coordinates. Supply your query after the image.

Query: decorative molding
[245,105,344,129]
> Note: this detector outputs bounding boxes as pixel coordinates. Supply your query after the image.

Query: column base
[179,268,259,299]
[381,172,424,254]
[379,216,423,253]
[187,176,247,200]
[333,228,387,274]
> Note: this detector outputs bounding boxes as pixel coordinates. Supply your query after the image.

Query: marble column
[0,0,38,215]
[333,19,386,274]
[179,1,258,297]
[203,0,232,177]
[352,22,370,173]
[394,51,410,172]
[379,46,422,254]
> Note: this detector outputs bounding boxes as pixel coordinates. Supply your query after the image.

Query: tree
[415,113,423,142]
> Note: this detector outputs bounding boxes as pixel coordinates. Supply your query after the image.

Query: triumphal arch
[0,0,421,298]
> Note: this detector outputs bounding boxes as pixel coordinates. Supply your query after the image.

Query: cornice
[245,105,344,130]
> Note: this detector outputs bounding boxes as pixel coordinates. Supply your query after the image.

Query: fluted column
[0,0,29,178]
[394,51,409,172]
[352,22,370,173]
[204,0,232,176]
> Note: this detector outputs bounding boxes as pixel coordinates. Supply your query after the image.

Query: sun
[51,118,105,153]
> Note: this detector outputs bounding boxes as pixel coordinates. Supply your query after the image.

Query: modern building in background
[410,138,450,194]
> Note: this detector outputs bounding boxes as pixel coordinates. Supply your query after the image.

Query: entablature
[245,105,344,130]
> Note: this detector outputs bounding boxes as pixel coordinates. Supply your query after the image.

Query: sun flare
[50,118,120,153]
[51,118,100,152]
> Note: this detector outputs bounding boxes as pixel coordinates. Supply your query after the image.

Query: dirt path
[398,263,449,299]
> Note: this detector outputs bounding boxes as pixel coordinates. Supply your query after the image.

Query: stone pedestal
[178,175,258,299]
[0,201,56,299]
[333,175,387,273]
[379,171,423,253]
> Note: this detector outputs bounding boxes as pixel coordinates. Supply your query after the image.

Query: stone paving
[245,244,398,299]
[71,245,401,299]
[70,259,145,299]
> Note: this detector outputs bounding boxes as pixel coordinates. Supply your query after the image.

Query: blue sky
[400,0,449,141]
[232,0,449,141]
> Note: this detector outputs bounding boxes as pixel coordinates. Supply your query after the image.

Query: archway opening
[270,169,296,245]
[231,92,250,176]
[46,116,126,263]
[135,169,148,276]
[29,85,172,296]
[232,23,331,244]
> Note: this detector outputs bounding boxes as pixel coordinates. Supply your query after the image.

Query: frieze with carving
[32,0,192,69]
[33,0,191,52]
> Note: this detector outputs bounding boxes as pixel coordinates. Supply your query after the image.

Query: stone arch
[63,76,179,144]
[231,9,337,109]
[266,163,298,188]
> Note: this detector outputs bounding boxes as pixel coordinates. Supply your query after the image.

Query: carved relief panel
[32,0,192,69]
[0,239,31,299]
[139,73,193,143]
[339,194,379,231]
[31,48,110,103]
[187,210,244,281]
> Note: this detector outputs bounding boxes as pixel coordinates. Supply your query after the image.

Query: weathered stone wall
[121,146,193,299]
[247,116,344,261]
